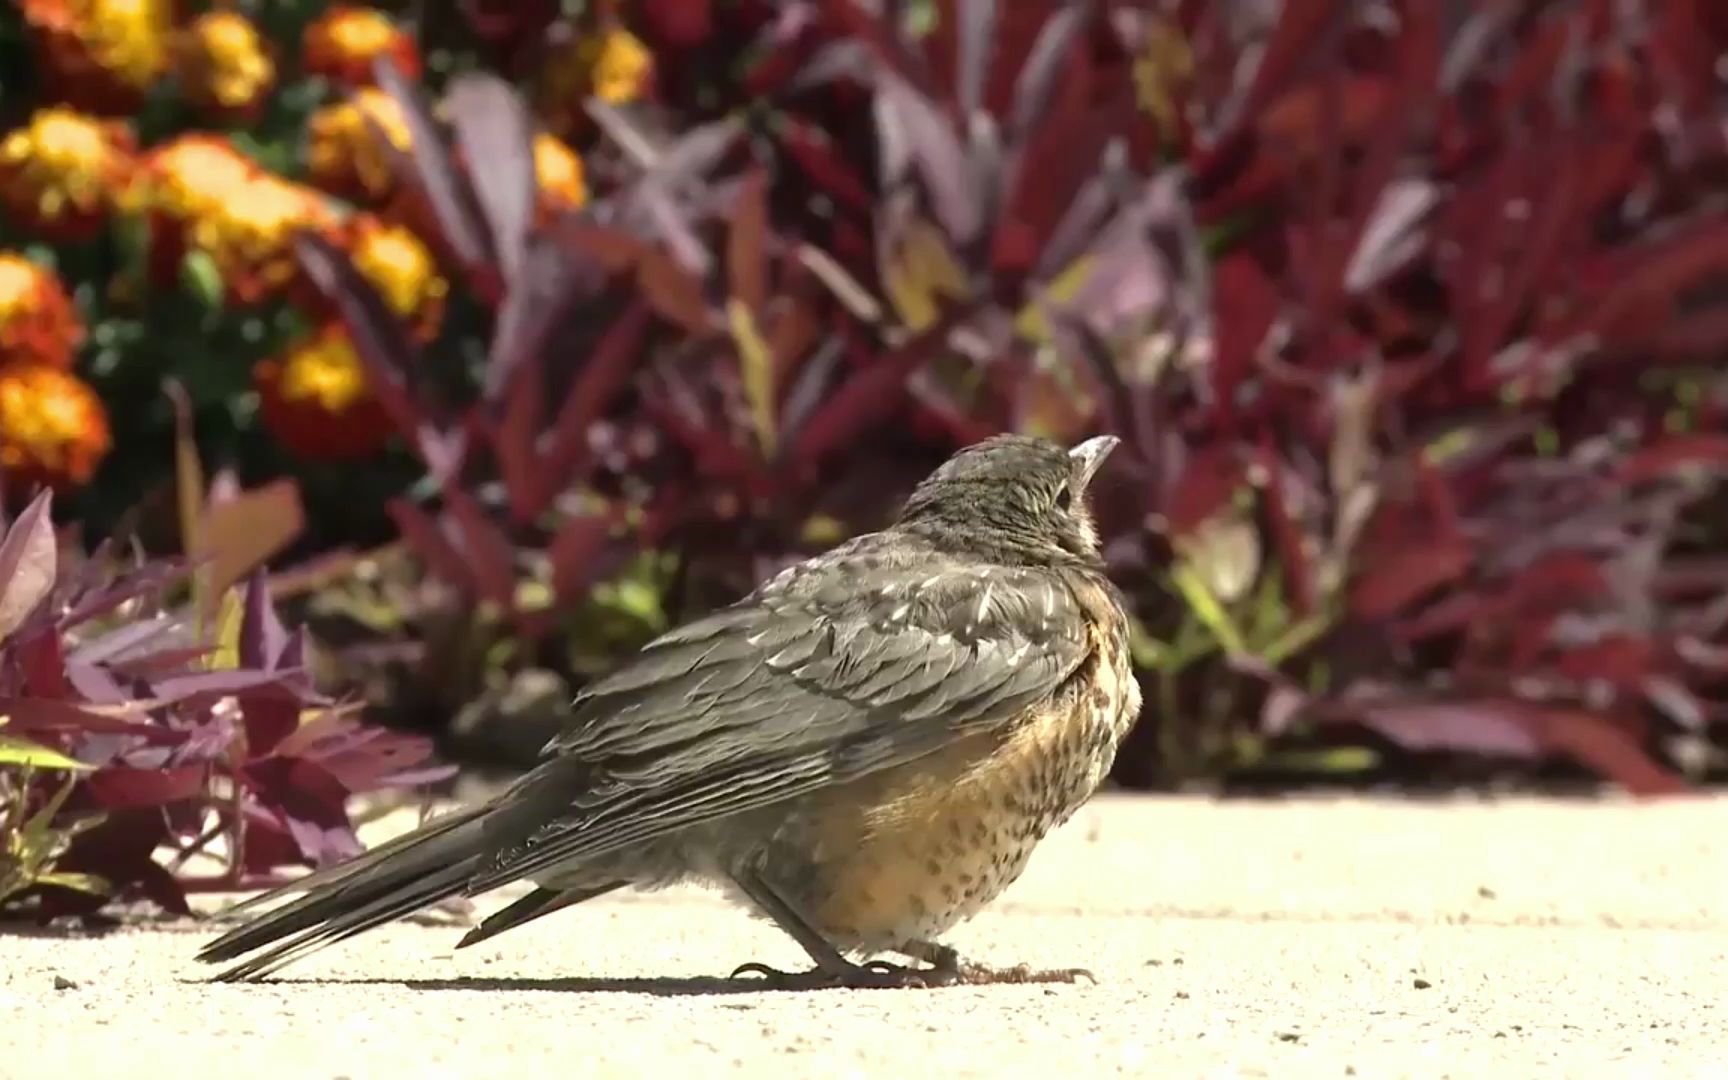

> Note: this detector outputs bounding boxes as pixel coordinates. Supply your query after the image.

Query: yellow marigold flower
[254,324,390,460]
[307,87,413,201]
[0,363,111,490]
[189,174,337,304]
[0,107,134,241]
[337,215,447,341]
[176,10,276,120]
[128,133,259,221]
[532,133,587,219]
[21,0,173,114]
[303,5,420,87]
[537,25,653,138]
[0,254,84,371]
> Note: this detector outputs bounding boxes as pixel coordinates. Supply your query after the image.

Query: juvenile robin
[198,433,1142,989]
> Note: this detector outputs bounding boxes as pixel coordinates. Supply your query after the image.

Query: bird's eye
[1053,484,1072,513]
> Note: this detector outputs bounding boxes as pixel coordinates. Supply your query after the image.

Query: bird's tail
[196,803,493,982]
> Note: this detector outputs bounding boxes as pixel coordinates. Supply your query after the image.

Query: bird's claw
[727,958,952,990]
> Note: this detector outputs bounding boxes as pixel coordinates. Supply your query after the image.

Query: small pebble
[1413,977,1433,989]
[53,975,78,991]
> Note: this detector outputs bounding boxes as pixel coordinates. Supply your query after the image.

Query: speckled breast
[764,575,1141,952]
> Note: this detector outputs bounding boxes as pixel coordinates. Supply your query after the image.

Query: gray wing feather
[466,547,1091,893]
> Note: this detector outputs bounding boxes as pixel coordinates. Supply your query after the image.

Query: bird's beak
[1068,435,1121,490]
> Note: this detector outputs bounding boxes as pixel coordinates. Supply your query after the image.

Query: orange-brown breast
[768,571,1141,951]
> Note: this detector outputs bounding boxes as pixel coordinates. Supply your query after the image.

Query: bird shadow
[181,973,820,997]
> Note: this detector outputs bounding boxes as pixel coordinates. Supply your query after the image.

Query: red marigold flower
[0,363,111,491]
[20,0,174,115]
[536,23,653,139]
[302,5,420,87]
[0,106,135,242]
[0,254,84,371]
[306,87,413,202]
[253,324,391,460]
[175,10,276,122]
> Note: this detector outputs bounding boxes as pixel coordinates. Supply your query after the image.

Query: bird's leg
[897,939,1098,986]
[726,869,944,990]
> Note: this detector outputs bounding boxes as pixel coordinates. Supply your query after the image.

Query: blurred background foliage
[3,0,1728,915]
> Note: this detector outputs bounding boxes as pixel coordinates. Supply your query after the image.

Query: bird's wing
[466,548,1094,892]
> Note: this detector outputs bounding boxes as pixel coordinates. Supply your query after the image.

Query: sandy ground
[5,792,1727,1079]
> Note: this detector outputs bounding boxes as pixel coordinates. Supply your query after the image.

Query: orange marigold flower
[0,254,84,371]
[532,133,587,219]
[303,5,420,87]
[21,0,173,114]
[125,133,259,223]
[189,174,338,304]
[176,10,276,121]
[306,87,413,202]
[0,363,111,490]
[333,214,447,341]
[0,107,135,241]
[537,24,653,138]
[253,324,391,460]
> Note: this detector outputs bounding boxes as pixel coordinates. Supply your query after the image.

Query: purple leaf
[293,232,436,450]
[483,234,607,401]
[239,569,290,671]
[789,309,971,463]
[446,71,536,287]
[535,298,649,508]
[0,696,175,739]
[84,765,206,809]
[387,499,479,595]
[438,488,518,609]
[956,0,998,121]
[241,756,363,867]
[372,54,497,289]
[0,488,56,642]
[549,512,613,607]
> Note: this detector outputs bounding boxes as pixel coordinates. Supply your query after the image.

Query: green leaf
[33,871,110,896]
[0,734,89,772]
[180,249,225,307]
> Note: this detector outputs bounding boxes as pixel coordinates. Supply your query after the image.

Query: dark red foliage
[355,0,1728,791]
[0,492,449,916]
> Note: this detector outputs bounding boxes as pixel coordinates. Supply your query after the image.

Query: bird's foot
[728,958,955,990]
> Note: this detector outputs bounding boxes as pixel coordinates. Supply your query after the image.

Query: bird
[197,432,1142,989]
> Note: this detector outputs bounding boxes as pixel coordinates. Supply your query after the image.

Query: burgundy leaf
[85,765,206,809]
[438,488,518,610]
[0,696,174,739]
[549,512,614,608]
[387,498,479,595]
[789,309,970,463]
[446,71,536,286]
[530,299,653,518]
[372,55,497,289]
[1618,435,1728,484]
[727,166,771,314]
[294,232,435,450]
[241,756,363,867]
[0,488,55,642]
[241,694,302,760]
[150,669,300,705]
[239,570,290,671]
[1351,537,1474,621]
[483,234,607,401]
[955,0,997,121]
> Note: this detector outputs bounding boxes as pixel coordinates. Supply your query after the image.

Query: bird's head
[896,433,1121,565]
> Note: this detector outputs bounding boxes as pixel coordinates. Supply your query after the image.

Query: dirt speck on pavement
[5,793,1725,1079]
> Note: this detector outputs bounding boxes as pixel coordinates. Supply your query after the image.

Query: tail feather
[454,881,623,951]
[197,804,491,981]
